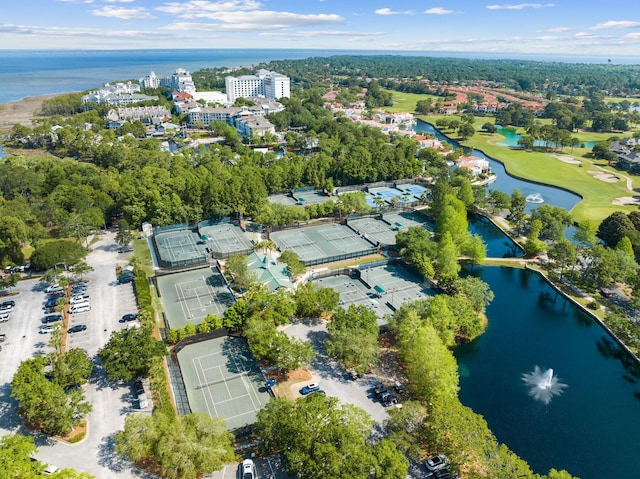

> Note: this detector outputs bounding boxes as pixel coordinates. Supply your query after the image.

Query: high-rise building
[225,70,290,103]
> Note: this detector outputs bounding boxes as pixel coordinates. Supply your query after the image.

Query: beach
[0,94,60,133]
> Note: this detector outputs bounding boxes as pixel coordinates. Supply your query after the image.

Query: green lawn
[419,114,638,223]
[382,89,437,114]
[133,238,154,277]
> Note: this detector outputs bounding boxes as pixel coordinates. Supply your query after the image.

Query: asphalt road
[0,232,154,478]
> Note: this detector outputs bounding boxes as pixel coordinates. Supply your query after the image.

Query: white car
[39,324,55,334]
[241,459,256,479]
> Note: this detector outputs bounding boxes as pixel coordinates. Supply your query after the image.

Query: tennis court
[360,264,434,310]
[347,217,398,247]
[292,189,330,206]
[154,228,208,268]
[271,223,377,266]
[268,193,299,207]
[395,183,428,200]
[156,267,235,329]
[381,211,434,234]
[198,222,253,259]
[368,186,417,206]
[314,275,393,325]
[177,336,271,430]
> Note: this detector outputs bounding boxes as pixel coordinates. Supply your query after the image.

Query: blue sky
[1,0,639,56]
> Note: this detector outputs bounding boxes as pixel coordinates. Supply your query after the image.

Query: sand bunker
[549,154,581,165]
[612,196,640,206]
[588,170,619,183]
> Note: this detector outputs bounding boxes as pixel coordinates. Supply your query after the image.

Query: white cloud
[546,26,569,32]
[590,20,640,30]
[536,35,560,41]
[486,3,554,10]
[374,8,413,15]
[57,0,94,4]
[104,0,134,3]
[261,30,383,38]
[156,1,261,15]
[424,7,454,15]
[91,6,156,19]
[164,10,342,30]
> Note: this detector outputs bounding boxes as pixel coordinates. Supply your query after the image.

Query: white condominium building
[139,71,160,89]
[159,68,196,94]
[225,69,290,103]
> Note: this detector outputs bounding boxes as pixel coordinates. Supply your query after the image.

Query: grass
[419,114,639,224]
[382,89,437,114]
[133,238,154,277]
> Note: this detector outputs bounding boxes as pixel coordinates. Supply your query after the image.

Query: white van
[70,294,90,304]
[69,303,91,314]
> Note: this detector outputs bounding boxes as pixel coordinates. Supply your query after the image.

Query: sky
[1,0,640,57]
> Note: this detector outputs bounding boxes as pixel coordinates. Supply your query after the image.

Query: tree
[279,250,307,280]
[481,122,498,133]
[435,231,461,284]
[98,328,167,382]
[548,239,577,279]
[0,433,94,478]
[115,412,236,479]
[11,357,92,436]
[597,211,636,247]
[71,260,93,280]
[507,189,527,235]
[224,254,257,292]
[294,282,339,318]
[572,220,598,248]
[51,348,93,389]
[115,219,133,247]
[255,394,407,479]
[326,305,380,376]
[452,276,494,315]
[524,219,546,257]
[457,122,476,140]
[30,239,85,271]
[396,323,459,402]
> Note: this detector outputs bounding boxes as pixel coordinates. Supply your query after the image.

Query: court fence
[172,328,231,355]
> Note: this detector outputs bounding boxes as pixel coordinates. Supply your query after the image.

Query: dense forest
[195,55,640,97]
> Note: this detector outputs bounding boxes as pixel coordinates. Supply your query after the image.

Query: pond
[497,127,598,149]
[455,266,640,479]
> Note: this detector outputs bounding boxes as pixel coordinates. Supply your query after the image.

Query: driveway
[0,232,154,478]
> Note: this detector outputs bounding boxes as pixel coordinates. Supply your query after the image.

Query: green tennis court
[176,336,271,430]
[156,267,235,329]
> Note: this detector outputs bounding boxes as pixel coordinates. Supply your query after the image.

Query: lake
[456,266,640,479]
[497,127,598,149]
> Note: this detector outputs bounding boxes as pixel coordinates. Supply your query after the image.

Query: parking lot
[0,232,154,479]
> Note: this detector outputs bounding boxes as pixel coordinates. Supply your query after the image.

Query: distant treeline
[194,55,640,97]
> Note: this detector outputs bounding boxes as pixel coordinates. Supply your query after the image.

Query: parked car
[394,380,404,395]
[70,294,90,304]
[0,310,10,322]
[433,468,453,479]
[0,333,6,342]
[1,300,15,308]
[69,303,91,314]
[134,379,144,395]
[43,306,56,314]
[42,314,62,323]
[380,391,398,406]
[45,284,62,294]
[68,324,87,333]
[299,383,321,395]
[119,313,139,323]
[39,324,55,334]
[0,303,14,312]
[241,459,256,479]
[425,455,449,473]
[118,246,133,253]
[117,273,134,284]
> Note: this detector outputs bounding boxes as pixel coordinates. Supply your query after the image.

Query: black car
[117,273,134,284]
[118,246,133,253]
[119,313,139,323]
[134,379,144,395]
[1,300,15,308]
[68,324,87,333]
[42,314,62,323]
[43,306,56,314]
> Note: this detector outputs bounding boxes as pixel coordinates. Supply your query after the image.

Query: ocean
[1,49,639,105]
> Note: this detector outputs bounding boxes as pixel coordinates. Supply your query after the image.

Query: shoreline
[0,93,64,132]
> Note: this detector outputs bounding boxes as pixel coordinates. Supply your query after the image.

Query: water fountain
[525,193,544,204]
[522,366,568,405]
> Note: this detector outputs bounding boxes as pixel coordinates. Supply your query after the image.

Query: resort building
[160,68,196,94]
[187,103,282,137]
[455,155,490,176]
[81,82,159,106]
[106,106,171,125]
[225,69,290,103]
[139,71,160,89]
